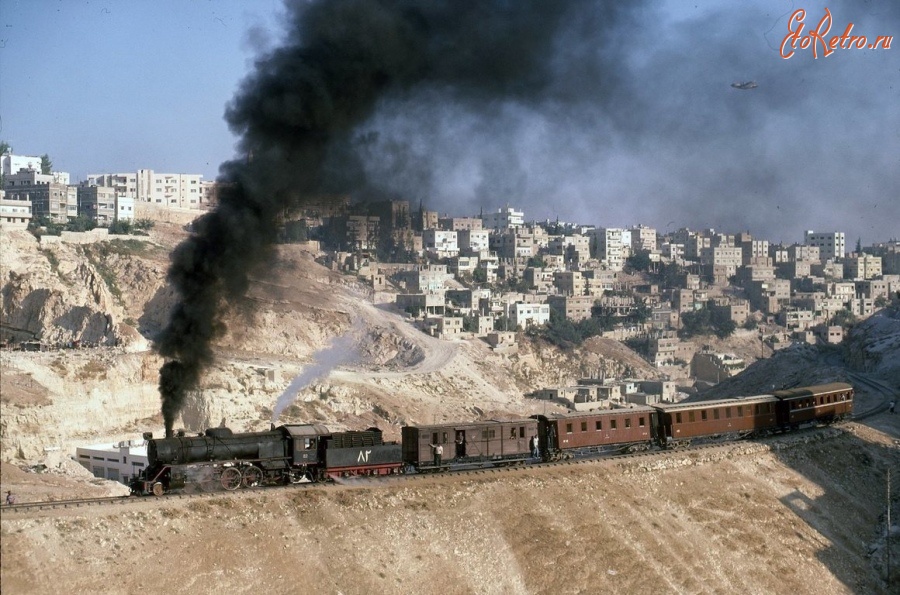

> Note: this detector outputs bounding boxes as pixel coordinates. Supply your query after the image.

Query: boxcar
[773,382,854,428]
[654,395,780,446]
[535,406,659,458]
[402,419,537,470]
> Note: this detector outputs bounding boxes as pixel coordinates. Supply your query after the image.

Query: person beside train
[430,443,443,467]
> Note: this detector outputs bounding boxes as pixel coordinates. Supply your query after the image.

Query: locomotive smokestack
[155,0,638,426]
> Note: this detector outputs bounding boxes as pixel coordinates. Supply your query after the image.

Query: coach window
[725,408,731,419]
[443,432,449,443]
[596,420,602,430]
[688,411,695,423]
[510,427,517,439]
[581,421,587,432]
[701,410,708,421]
[639,417,645,427]
[737,406,743,417]
[610,419,617,430]
[625,418,632,429]
[520,426,526,438]
[713,409,720,420]
[676,412,682,424]
[566,423,573,434]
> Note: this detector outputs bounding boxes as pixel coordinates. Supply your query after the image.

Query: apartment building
[88,169,206,209]
[438,216,482,231]
[788,244,820,262]
[592,227,625,271]
[804,230,845,260]
[844,254,882,280]
[423,229,459,258]
[482,206,524,230]
[547,295,594,322]
[3,169,76,222]
[510,302,550,328]
[740,238,769,265]
[0,189,31,229]
[77,184,117,225]
[457,229,490,253]
[630,224,657,253]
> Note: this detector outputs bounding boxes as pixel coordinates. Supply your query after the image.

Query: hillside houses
[309,206,900,391]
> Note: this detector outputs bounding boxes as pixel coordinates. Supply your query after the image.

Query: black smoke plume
[155,0,640,436]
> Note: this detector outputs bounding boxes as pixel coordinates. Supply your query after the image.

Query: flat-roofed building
[547,295,594,322]
[75,440,148,486]
[0,188,31,229]
[77,184,117,225]
[804,230,845,260]
[844,254,882,280]
[3,169,75,222]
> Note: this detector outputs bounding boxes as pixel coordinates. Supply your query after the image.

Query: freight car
[130,425,401,496]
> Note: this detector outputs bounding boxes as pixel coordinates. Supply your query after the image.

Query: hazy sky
[1,0,897,245]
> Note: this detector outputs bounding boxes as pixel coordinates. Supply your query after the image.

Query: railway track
[0,426,841,516]
[847,372,897,420]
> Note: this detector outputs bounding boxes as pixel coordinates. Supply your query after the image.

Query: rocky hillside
[2,224,899,594]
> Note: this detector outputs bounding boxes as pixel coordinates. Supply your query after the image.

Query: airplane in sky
[731,81,758,90]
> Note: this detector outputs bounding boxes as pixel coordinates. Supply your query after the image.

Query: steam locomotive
[130,382,853,496]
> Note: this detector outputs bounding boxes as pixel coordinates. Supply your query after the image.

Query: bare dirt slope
[2,420,898,595]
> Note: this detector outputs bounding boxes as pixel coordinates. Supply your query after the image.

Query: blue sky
[1,1,898,244]
[1,0,282,179]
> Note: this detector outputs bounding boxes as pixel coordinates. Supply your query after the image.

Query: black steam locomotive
[131,425,401,496]
[131,382,854,496]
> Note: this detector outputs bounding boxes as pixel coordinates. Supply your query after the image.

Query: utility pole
[888,468,892,585]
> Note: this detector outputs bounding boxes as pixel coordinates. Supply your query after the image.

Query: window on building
[93,466,105,478]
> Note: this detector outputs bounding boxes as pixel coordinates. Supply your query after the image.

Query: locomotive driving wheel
[242,466,262,488]
[220,467,242,491]
[151,482,165,497]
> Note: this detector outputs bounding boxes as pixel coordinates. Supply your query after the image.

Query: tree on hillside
[40,154,53,175]
[625,250,652,273]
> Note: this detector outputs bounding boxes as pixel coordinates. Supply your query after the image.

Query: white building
[592,227,625,271]
[482,206,524,231]
[423,229,459,258]
[458,229,490,253]
[0,188,32,229]
[2,153,43,177]
[88,169,207,209]
[510,302,550,329]
[75,440,149,486]
[805,230,846,261]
